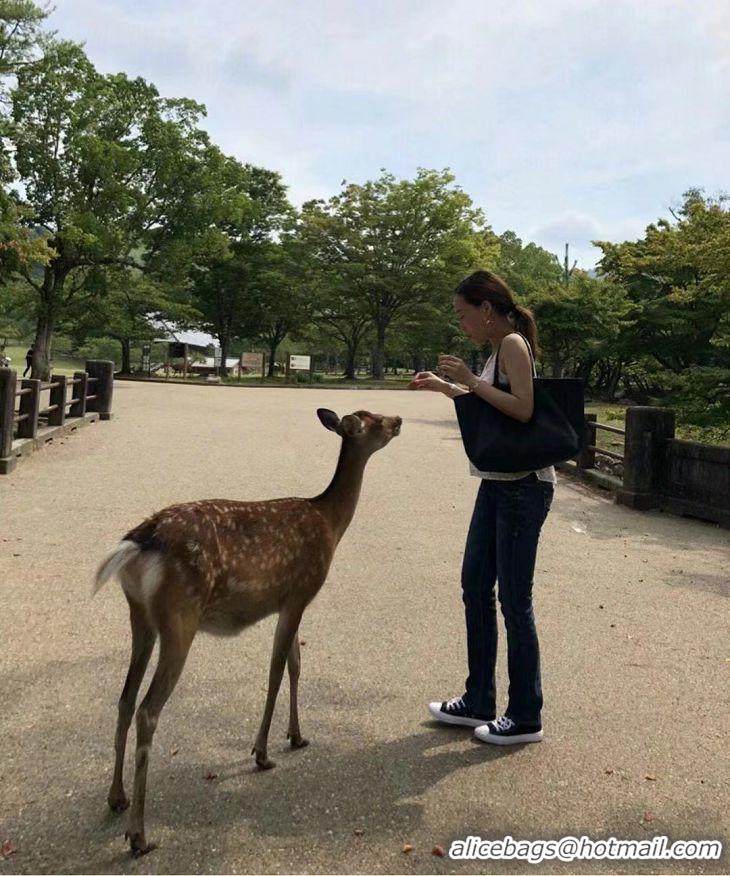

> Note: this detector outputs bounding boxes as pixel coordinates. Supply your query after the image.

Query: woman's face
[454,294,490,345]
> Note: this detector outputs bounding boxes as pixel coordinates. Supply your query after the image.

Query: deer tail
[92,540,141,595]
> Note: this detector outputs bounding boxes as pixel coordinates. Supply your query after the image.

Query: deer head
[317,408,402,455]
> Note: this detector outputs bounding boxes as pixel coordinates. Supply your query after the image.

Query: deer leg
[286,633,309,750]
[108,601,157,814]
[125,610,198,857]
[252,604,303,770]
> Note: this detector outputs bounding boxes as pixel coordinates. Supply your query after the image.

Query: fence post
[86,360,114,420]
[617,407,675,510]
[69,371,88,417]
[48,374,67,427]
[17,378,40,439]
[0,367,17,461]
[577,413,597,469]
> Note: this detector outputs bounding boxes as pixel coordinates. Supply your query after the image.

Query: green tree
[531,271,632,392]
[494,230,562,297]
[249,234,313,377]
[0,0,54,284]
[10,40,217,378]
[297,200,373,379]
[188,160,292,375]
[594,189,729,374]
[0,0,49,84]
[301,168,497,380]
[64,266,201,373]
[594,189,730,424]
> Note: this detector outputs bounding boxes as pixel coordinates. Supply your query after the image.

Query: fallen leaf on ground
[1,841,17,859]
[642,811,654,822]
[432,845,445,857]
[645,774,656,781]
[402,843,414,854]
[604,768,614,775]
[299,639,306,646]
[353,828,364,836]
[204,772,218,781]
[170,748,179,756]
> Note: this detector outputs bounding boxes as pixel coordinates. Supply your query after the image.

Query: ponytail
[510,303,541,359]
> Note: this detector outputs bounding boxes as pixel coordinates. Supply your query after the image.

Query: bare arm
[455,336,535,422]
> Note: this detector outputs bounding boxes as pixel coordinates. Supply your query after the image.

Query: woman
[409,270,555,745]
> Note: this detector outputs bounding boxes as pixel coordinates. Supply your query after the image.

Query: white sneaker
[474,715,543,745]
[428,696,495,728]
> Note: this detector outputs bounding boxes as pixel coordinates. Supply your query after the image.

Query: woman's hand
[437,355,473,385]
[407,371,450,393]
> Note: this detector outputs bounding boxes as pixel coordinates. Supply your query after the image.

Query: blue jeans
[461,473,553,726]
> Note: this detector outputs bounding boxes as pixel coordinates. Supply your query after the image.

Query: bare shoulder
[501,333,532,357]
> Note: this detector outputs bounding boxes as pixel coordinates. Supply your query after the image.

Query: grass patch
[2,345,87,377]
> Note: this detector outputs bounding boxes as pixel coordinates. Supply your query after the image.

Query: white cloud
[48,0,730,267]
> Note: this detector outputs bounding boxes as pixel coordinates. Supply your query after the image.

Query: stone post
[17,378,40,439]
[577,413,597,469]
[69,371,88,417]
[617,407,675,510]
[48,374,67,427]
[86,360,114,420]
[0,367,16,461]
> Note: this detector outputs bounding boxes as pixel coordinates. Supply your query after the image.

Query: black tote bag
[453,335,584,473]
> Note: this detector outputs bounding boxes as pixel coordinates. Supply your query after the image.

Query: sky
[49,0,729,270]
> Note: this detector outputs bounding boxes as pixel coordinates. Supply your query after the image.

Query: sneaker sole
[473,726,544,744]
[427,703,493,728]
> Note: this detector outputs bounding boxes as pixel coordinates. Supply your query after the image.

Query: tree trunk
[219,336,229,377]
[32,266,69,381]
[119,338,131,374]
[267,340,277,377]
[606,360,623,401]
[32,314,54,382]
[343,344,357,380]
[373,323,387,380]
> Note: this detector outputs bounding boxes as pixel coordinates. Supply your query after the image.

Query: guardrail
[0,360,114,474]
[577,413,625,469]
[565,407,728,529]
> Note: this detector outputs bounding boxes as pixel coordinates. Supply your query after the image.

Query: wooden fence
[0,360,114,474]
[565,407,729,528]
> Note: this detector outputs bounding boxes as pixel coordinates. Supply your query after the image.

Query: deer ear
[317,408,341,433]
[340,414,364,436]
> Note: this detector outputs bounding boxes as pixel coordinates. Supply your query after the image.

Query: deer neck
[311,440,370,543]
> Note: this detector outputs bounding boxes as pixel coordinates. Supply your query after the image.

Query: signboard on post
[213,346,222,374]
[142,343,151,375]
[241,352,265,379]
[287,354,313,384]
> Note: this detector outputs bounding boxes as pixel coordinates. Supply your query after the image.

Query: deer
[93,407,402,856]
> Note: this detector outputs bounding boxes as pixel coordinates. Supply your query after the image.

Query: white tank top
[468,333,557,484]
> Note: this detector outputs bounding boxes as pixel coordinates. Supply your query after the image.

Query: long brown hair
[455,270,541,359]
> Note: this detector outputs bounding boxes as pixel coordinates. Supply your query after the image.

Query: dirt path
[1,382,727,874]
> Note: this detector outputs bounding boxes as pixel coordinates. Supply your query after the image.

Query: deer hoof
[254,752,276,770]
[108,793,129,814]
[289,735,310,750]
[125,831,156,857]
